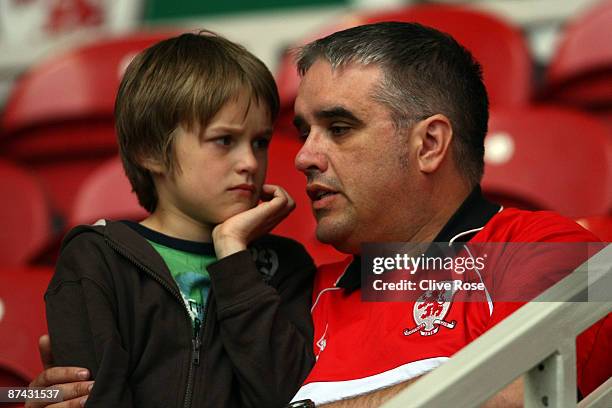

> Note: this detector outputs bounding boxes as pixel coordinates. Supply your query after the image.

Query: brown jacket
[46,220,315,408]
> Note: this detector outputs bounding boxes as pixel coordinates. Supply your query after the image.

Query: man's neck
[408,185,472,243]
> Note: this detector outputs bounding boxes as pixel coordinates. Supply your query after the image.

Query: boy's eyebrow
[259,128,274,138]
[207,124,273,136]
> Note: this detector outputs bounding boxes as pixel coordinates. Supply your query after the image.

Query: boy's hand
[213,184,295,258]
[25,335,93,408]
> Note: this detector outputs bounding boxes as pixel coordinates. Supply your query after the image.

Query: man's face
[294,60,421,253]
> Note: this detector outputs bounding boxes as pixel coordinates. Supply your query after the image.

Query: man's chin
[315,222,355,254]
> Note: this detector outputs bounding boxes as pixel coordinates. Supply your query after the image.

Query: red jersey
[292,190,609,404]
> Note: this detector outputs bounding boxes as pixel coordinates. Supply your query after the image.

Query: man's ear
[414,114,453,174]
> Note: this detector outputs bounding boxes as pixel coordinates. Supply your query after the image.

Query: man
[287,22,607,406]
[26,22,609,407]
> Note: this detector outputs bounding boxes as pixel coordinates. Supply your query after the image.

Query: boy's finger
[266,185,293,206]
[262,187,288,209]
[260,184,281,201]
[245,185,293,225]
[256,196,286,218]
[286,194,296,211]
[265,196,296,225]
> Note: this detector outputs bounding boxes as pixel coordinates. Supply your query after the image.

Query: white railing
[382,244,612,408]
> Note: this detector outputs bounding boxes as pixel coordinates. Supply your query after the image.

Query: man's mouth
[307,184,339,202]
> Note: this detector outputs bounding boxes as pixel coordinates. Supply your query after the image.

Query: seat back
[275,3,532,115]
[545,0,612,106]
[482,106,612,218]
[0,160,51,267]
[0,30,179,219]
[70,156,147,226]
[0,267,53,385]
[2,30,180,152]
[542,0,612,134]
[576,216,612,241]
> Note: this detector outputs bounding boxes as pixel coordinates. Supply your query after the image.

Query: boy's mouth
[229,183,256,193]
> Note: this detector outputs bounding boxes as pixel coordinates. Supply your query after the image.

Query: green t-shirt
[122,221,216,327]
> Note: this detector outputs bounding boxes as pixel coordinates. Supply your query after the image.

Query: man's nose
[294,133,327,174]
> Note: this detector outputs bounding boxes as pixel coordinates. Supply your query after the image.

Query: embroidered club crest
[403,282,456,336]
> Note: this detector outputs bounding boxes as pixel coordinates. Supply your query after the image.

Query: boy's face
[155,91,273,226]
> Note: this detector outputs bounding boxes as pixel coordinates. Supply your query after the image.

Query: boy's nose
[237,147,258,174]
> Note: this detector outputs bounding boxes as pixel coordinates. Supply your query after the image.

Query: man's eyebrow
[316,106,363,125]
[292,107,364,129]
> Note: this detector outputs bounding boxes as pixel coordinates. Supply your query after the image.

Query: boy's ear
[413,113,453,174]
[139,155,166,174]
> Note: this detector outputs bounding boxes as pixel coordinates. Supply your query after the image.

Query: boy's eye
[215,136,233,146]
[253,138,270,149]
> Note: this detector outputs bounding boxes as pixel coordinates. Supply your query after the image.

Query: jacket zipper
[184,291,213,407]
[105,239,204,408]
[183,318,201,408]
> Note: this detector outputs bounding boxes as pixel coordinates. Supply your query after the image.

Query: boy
[45,31,315,408]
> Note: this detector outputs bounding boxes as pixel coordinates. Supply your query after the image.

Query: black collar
[121,220,216,256]
[432,186,501,242]
[336,186,501,291]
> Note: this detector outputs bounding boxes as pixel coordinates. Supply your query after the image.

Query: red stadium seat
[576,216,612,241]
[70,156,147,226]
[482,106,612,218]
[0,160,52,267]
[0,267,53,388]
[274,16,363,132]
[542,0,612,130]
[0,30,179,218]
[275,3,532,120]
[32,155,146,266]
[268,134,344,266]
[1,30,180,153]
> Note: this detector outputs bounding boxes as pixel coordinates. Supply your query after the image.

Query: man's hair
[296,22,489,185]
[115,31,279,212]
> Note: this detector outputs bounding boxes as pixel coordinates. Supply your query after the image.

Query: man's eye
[253,138,270,149]
[329,126,350,136]
[215,136,232,146]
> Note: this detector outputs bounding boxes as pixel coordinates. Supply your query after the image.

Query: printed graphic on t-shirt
[145,239,216,327]
[175,271,210,324]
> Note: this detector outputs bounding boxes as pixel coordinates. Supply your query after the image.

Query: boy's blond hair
[115,31,280,212]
